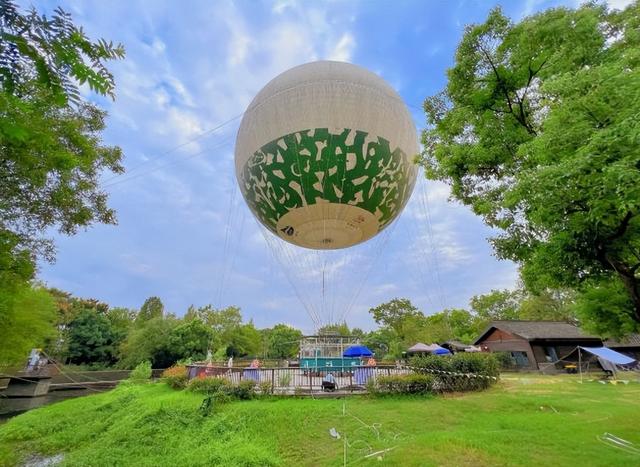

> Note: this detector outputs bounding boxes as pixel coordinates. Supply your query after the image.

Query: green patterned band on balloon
[239,128,415,234]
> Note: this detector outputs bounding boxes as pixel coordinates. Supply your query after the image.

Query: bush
[187,377,259,401]
[162,365,188,389]
[278,372,291,387]
[410,353,499,392]
[259,381,273,396]
[371,374,434,396]
[187,376,232,395]
[494,352,516,370]
[127,361,152,384]
[231,380,257,400]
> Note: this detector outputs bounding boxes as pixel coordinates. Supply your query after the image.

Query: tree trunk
[606,254,640,324]
[617,271,640,324]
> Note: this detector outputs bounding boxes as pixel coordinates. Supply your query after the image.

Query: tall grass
[1,376,639,466]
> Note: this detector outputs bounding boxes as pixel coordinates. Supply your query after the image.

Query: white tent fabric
[408,343,446,353]
[407,343,431,353]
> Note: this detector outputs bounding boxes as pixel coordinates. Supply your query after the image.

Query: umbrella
[343,345,374,357]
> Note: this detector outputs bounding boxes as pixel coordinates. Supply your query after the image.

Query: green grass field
[1,375,639,466]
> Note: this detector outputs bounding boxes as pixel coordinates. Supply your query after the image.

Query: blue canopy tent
[578,346,636,381]
[579,347,636,366]
[343,345,374,357]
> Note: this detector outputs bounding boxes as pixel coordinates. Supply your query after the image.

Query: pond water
[0,388,107,421]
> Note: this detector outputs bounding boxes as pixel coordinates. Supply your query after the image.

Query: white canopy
[408,343,444,353]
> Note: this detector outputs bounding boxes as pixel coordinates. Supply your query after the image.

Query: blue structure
[343,345,374,357]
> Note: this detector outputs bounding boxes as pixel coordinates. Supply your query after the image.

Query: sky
[28,0,630,333]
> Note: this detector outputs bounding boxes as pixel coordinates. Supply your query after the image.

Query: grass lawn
[1,375,639,466]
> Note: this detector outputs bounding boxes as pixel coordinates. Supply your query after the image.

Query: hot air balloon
[235,61,418,250]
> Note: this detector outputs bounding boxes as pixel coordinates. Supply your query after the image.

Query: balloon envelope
[235,61,418,250]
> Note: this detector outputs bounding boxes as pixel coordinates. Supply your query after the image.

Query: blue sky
[29,0,628,333]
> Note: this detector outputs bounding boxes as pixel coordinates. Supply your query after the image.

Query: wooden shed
[605,334,640,361]
[473,320,603,372]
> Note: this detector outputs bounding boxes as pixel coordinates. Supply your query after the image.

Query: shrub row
[368,374,434,395]
[410,352,499,392]
[175,376,274,401]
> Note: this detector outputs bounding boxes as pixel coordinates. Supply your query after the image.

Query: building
[298,335,362,372]
[473,320,603,372]
[605,334,640,361]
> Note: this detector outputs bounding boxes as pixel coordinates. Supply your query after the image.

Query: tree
[1,1,125,265]
[119,316,179,369]
[265,324,303,359]
[573,278,636,339]
[137,297,164,322]
[426,308,482,344]
[0,284,56,367]
[226,322,262,358]
[470,289,522,322]
[518,290,576,322]
[167,319,213,362]
[421,3,640,331]
[317,321,351,336]
[66,309,119,365]
[0,1,125,364]
[369,298,423,337]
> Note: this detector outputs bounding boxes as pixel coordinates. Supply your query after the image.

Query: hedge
[410,352,499,392]
[369,374,435,396]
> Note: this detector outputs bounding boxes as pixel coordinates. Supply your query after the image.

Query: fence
[186,365,411,393]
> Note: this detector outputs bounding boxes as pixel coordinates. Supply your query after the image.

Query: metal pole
[578,347,582,384]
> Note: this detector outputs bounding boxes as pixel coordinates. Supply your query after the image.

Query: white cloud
[607,0,635,10]
[327,33,356,62]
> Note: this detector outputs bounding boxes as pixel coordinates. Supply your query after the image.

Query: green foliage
[370,374,434,396]
[161,365,188,390]
[186,377,258,401]
[317,321,351,336]
[411,353,499,391]
[127,361,152,384]
[118,316,179,369]
[470,289,523,322]
[66,309,119,365]
[259,381,273,396]
[264,324,302,359]
[518,289,577,322]
[231,380,257,400]
[0,0,124,101]
[136,297,164,322]
[493,351,517,370]
[422,2,640,330]
[0,44,124,265]
[573,277,638,339]
[1,380,639,466]
[187,376,232,395]
[167,319,212,362]
[278,372,292,387]
[0,2,124,362]
[226,322,262,358]
[0,284,56,367]
[369,298,423,336]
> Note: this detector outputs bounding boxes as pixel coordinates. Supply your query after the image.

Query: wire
[103,134,235,189]
[102,112,244,184]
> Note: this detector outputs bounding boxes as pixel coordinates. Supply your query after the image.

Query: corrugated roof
[474,320,601,344]
[605,333,640,348]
